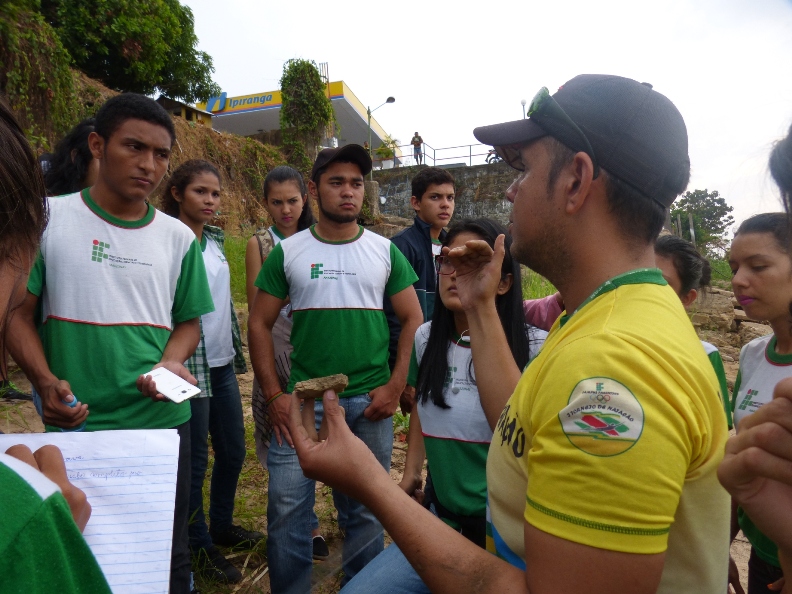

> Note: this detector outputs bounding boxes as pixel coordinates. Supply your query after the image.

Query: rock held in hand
[294,374,349,398]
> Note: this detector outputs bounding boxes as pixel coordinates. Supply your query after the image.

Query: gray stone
[739,322,773,346]
[294,374,349,398]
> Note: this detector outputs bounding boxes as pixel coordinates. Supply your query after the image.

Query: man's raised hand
[445,234,506,311]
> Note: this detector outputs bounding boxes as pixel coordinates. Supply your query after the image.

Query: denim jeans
[267,394,393,594]
[188,363,246,551]
[340,541,430,594]
[340,504,446,594]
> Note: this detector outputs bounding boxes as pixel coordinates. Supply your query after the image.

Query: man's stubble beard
[316,191,360,224]
[511,220,572,290]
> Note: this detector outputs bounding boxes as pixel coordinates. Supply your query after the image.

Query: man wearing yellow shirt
[290,75,731,594]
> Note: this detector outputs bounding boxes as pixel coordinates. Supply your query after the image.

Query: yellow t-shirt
[486,269,730,593]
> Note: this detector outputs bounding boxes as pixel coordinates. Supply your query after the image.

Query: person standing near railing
[411,132,424,165]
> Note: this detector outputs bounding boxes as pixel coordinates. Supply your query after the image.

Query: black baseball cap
[311,144,372,181]
[473,74,690,207]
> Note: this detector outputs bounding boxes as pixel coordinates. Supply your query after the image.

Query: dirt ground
[1,350,751,592]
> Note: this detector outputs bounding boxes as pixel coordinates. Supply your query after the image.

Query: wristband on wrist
[266,390,284,404]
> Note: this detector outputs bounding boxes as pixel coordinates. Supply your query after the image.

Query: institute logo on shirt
[88,238,152,269]
[308,262,356,281]
[91,239,110,263]
[738,388,760,411]
[559,377,644,457]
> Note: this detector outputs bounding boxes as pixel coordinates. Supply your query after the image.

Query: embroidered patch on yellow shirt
[559,377,644,456]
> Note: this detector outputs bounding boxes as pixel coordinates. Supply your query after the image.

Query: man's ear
[307,179,319,199]
[87,131,104,161]
[410,195,421,212]
[562,151,597,216]
[496,273,513,296]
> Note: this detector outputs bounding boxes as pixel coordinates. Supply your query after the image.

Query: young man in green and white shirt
[249,144,423,592]
[8,94,214,594]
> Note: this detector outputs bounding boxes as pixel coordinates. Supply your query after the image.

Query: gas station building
[196,81,398,158]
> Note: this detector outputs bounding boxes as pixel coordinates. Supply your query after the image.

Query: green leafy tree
[0,0,81,148]
[279,59,334,172]
[670,189,735,254]
[41,0,220,102]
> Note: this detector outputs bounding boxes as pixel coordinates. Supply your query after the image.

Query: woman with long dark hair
[342,219,546,594]
[42,118,98,196]
[724,213,792,594]
[163,159,261,585]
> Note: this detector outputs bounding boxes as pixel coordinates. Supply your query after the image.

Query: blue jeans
[267,394,392,594]
[188,363,246,551]
[340,541,430,594]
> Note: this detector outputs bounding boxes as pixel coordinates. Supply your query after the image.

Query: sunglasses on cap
[495,87,600,177]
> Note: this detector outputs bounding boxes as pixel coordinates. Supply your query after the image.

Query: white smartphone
[145,367,201,403]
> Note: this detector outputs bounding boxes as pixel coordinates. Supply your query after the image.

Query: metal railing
[370,142,495,169]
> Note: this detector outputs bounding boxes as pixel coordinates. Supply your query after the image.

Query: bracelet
[265,390,284,404]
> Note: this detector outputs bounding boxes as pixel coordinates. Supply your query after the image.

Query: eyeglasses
[435,255,454,275]
[496,87,599,177]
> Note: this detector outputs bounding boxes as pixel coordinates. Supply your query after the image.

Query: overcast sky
[183,0,792,228]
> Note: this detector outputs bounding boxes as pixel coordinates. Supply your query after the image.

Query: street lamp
[367,96,395,179]
[521,98,527,119]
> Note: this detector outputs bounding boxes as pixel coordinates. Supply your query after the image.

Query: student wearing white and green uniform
[655,234,733,427]
[25,188,211,431]
[163,160,261,585]
[7,94,214,594]
[343,219,546,594]
[728,213,792,593]
[244,165,332,561]
[248,145,423,593]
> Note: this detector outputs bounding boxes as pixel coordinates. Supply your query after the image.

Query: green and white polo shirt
[28,189,214,431]
[255,225,417,397]
[0,453,111,592]
[408,322,547,520]
[733,333,792,567]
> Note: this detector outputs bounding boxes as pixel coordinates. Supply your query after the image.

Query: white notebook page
[0,429,180,593]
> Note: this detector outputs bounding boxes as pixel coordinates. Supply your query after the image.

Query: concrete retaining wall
[373,162,516,225]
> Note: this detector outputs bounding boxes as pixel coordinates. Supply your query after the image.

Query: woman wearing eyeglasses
[341,219,546,594]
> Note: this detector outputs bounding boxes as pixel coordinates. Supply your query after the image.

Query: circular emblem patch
[558,377,644,457]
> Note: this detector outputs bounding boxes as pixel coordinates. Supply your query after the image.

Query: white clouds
[184,0,792,226]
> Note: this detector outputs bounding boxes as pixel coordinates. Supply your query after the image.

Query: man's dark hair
[311,158,360,186]
[44,118,95,196]
[546,138,669,245]
[94,93,176,145]
[411,167,455,202]
[655,235,711,295]
[735,212,790,252]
